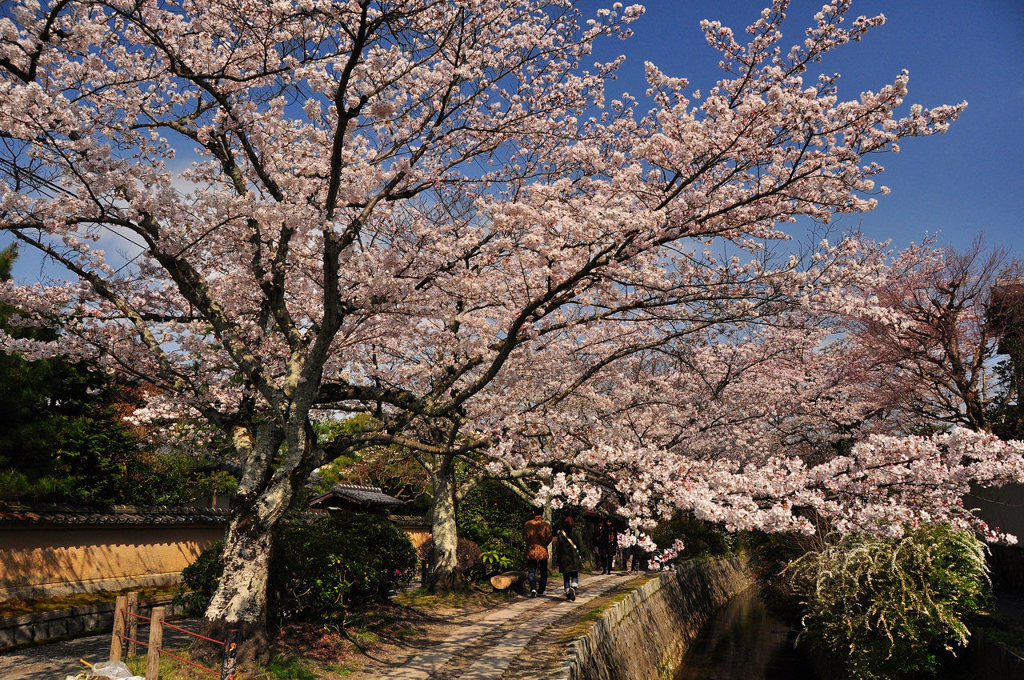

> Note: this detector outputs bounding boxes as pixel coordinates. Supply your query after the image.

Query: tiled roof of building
[0,504,230,526]
[308,484,404,508]
[390,514,430,527]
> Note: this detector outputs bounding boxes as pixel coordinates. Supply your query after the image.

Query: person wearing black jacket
[596,519,618,575]
[553,516,586,601]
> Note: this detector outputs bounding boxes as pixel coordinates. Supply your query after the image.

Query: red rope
[159,619,225,645]
[113,612,222,677]
[156,648,220,676]
[115,633,149,649]
[118,609,152,622]
[117,607,225,645]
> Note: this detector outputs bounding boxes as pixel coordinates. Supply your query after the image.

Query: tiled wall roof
[0,504,230,527]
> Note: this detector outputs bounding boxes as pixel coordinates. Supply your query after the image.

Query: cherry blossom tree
[845,239,1023,433]
[520,315,1024,549]
[0,0,967,661]
[475,243,1023,548]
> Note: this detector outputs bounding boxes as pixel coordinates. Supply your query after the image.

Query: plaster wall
[403,527,431,551]
[0,525,224,601]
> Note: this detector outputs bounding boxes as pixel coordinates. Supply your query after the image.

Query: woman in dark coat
[596,519,618,575]
[553,516,586,601]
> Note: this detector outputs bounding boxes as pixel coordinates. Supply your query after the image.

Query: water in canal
[674,588,820,680]
[674,588,990,680]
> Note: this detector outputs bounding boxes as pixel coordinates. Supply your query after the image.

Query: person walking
[596,519,618,575]
[625,528,647,573]
[553,516,586,601]
[523,507,552,597]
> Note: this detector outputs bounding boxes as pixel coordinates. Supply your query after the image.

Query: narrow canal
[674,587,997,680]
[674,587,819,680]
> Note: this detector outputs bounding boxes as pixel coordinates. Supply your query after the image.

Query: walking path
[0,573,641,680]
[384,573,632,680]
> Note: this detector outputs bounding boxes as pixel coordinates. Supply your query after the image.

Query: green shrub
[788,524,991,680]
[270,513,416,622]
[651,513,737,562]
[174,513,416,624]
[480,548,514,575]
[457,479,531,571]
[176,540,224,617]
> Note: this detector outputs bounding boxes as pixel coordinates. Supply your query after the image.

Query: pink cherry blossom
[0,0,984,649]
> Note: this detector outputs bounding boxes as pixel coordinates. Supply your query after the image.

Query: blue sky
[593,0,1024,255]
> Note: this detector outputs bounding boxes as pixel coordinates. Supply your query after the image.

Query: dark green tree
[0,244,137,503]
[0,244,233,505]
[457,478,533,569]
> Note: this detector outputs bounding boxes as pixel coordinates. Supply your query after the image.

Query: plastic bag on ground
[87,660,133,678]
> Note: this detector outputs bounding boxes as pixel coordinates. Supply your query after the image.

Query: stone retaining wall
[559,556,752,680]
[972,628,1024,680]
[0,596,183,651]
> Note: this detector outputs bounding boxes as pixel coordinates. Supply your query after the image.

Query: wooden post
[110,595,128,661]
[220,629,238,680]
[146,606,165,680]
[126,591,140,656]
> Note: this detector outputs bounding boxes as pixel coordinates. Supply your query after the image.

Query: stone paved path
[385,573,632,680]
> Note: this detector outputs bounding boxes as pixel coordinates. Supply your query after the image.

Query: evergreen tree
[0,244,231,505]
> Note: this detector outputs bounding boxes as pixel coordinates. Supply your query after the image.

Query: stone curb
[0,596,183,651]
[553,573,666,680]
[554,557,752,680]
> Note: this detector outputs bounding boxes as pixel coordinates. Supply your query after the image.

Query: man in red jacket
[523,507,552,597]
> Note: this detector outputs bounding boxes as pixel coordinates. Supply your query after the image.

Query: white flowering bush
[788,524,990,679]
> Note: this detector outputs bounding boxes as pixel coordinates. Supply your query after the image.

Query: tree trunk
[198,510,274,670]
[193,409,326,672]
[427,462,467,593]
[197,422,300,672]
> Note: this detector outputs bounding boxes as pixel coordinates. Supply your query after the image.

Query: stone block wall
[559,556,752,680]
[0,596,183,651]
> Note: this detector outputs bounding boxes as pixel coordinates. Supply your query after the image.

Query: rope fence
[160,619,229,646]
[109,593,238,680]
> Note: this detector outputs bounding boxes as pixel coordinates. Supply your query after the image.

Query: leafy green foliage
[0,347,143,504]
[176,540,225,617]
[457,479,532,571]
[270,514,416,622]
[310,415,431,514]
[989,356,1024,440]
[651,513,737,562]
[480,549,514,574]
[0,244,236,506]
[788,524,991,680]
[175,514,416,624]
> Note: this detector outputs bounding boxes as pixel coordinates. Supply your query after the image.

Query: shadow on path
[0,618,200,680]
